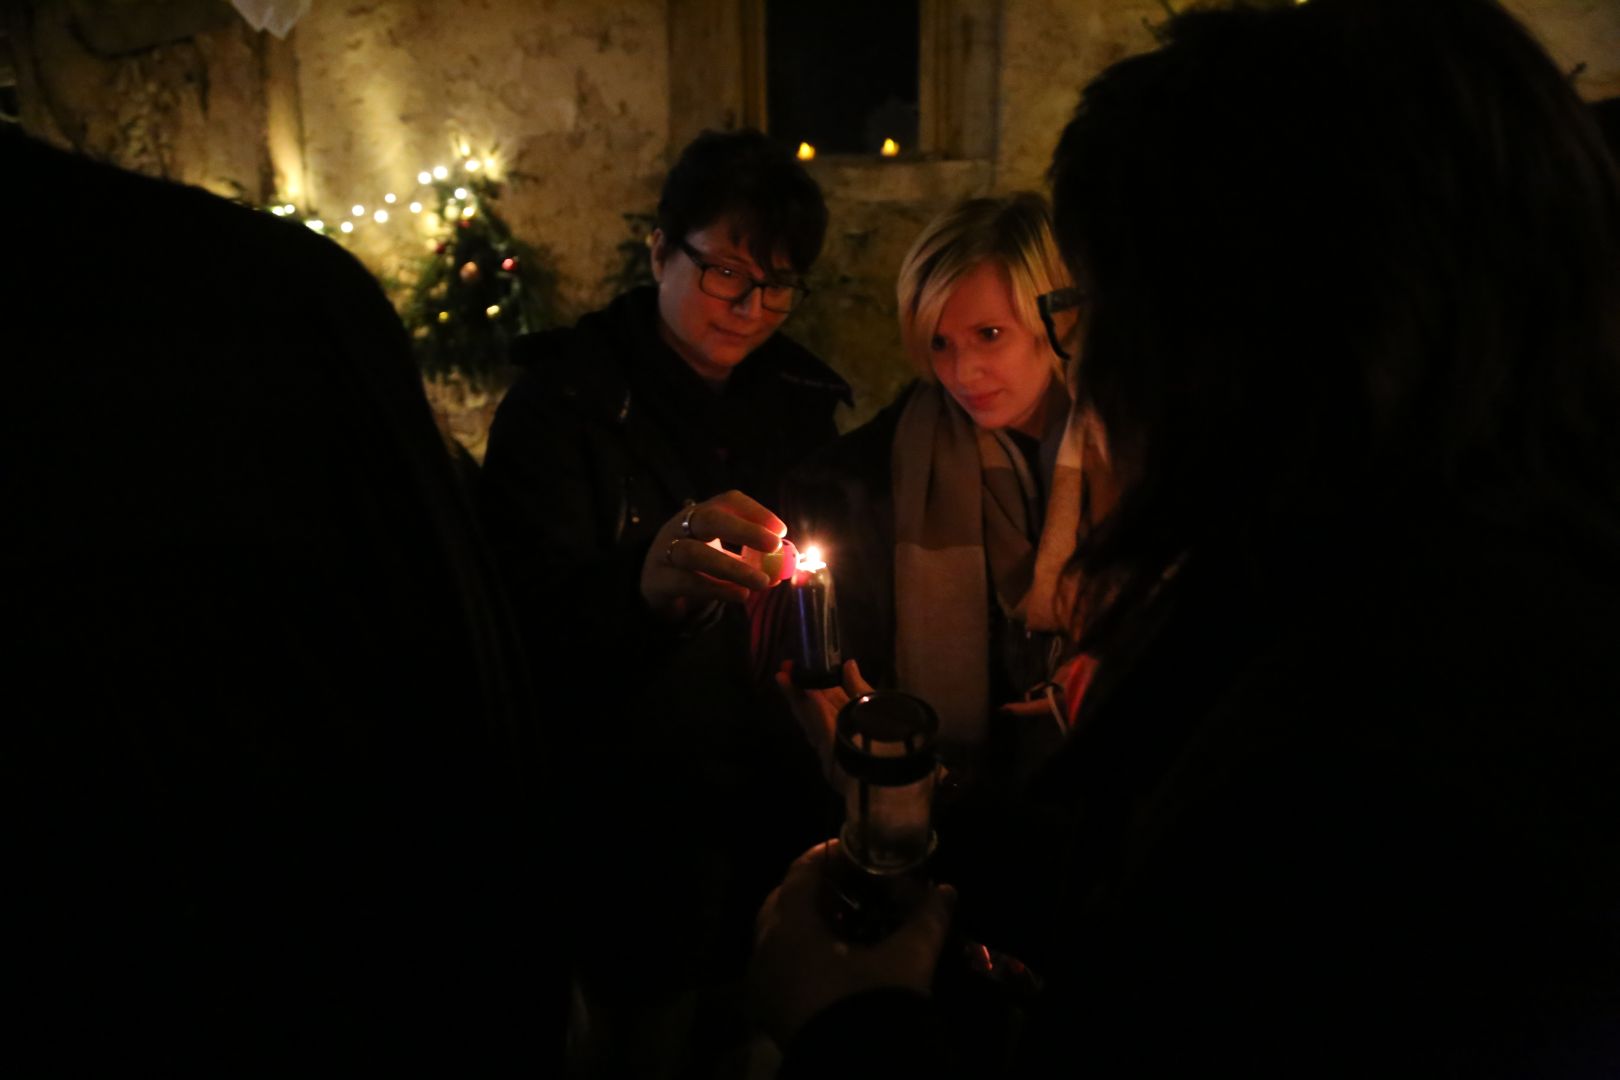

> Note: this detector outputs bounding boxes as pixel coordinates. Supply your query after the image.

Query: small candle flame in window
[797,544,826,573]
[881,138,900,157]
[797,142,817,161]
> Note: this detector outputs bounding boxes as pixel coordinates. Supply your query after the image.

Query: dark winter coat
[479,286,851,998]
[782,518,1620,1077]
[8,134,546,1075]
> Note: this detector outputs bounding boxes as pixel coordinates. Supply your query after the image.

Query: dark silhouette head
[1050,0,1620,645]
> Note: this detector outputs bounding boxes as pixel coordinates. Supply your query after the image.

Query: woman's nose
[955,345,987,383]
[731,286,764,318]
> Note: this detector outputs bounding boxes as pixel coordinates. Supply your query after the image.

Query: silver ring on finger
[679,499,699,538]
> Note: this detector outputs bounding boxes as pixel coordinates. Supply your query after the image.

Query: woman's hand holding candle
[746,537,798,584]
[639,489,787,621]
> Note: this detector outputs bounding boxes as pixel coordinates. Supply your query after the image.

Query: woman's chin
[704,338,757,366]
[959,403,1012,431]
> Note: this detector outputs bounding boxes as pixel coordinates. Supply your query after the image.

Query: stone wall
[287,0,668,320]
[994,0,1161,194]
[9,2,271,199]
[12,0,667,313]
[10,0,1620,442]
[1507,0,1620,100]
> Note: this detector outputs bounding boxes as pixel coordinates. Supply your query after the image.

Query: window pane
[767,0,919,156]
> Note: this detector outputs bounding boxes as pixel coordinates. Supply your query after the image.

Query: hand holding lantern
[749,838,955,1047]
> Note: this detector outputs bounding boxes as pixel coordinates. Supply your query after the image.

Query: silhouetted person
[5,132,551,1075]
[751,1,1620,1075]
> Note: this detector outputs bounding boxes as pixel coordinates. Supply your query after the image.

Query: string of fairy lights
[265,148,496,244]
[261,143,545,340]
[258,142,552,384]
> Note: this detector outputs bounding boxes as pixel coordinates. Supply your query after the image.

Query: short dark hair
[1051,0,1620,649]
[657,129,828,276]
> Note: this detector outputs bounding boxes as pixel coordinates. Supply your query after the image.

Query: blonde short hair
[896,193,1071,377]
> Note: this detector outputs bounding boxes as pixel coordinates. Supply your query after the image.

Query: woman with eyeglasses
[479,129,849,1076]
[776,194,1109,796]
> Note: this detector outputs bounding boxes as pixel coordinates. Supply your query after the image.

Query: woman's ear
[649,228,668,284]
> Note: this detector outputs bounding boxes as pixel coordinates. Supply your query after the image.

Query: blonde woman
[779,193,1102,779]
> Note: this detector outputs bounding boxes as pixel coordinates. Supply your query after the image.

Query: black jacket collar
[508,286,850,428]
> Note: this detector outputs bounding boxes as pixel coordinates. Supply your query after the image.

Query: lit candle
[881,138,900,158]
[790,543,842,688]
[797,142,816,161]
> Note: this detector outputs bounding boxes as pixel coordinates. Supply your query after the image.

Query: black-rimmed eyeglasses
[679,240,807,314]
[1037,286,1087,362]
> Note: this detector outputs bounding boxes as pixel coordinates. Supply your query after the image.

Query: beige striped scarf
[892,381,1084,751]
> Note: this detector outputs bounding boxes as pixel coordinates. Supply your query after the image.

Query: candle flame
[880,138,899,157]
[797,544,826,572]
[797,142,816,161]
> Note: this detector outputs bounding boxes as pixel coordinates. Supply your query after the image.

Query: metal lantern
[820,690,940,942]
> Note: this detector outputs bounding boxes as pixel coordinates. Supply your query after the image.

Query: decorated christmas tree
[263,148,559,389]
[398,160,558,387]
